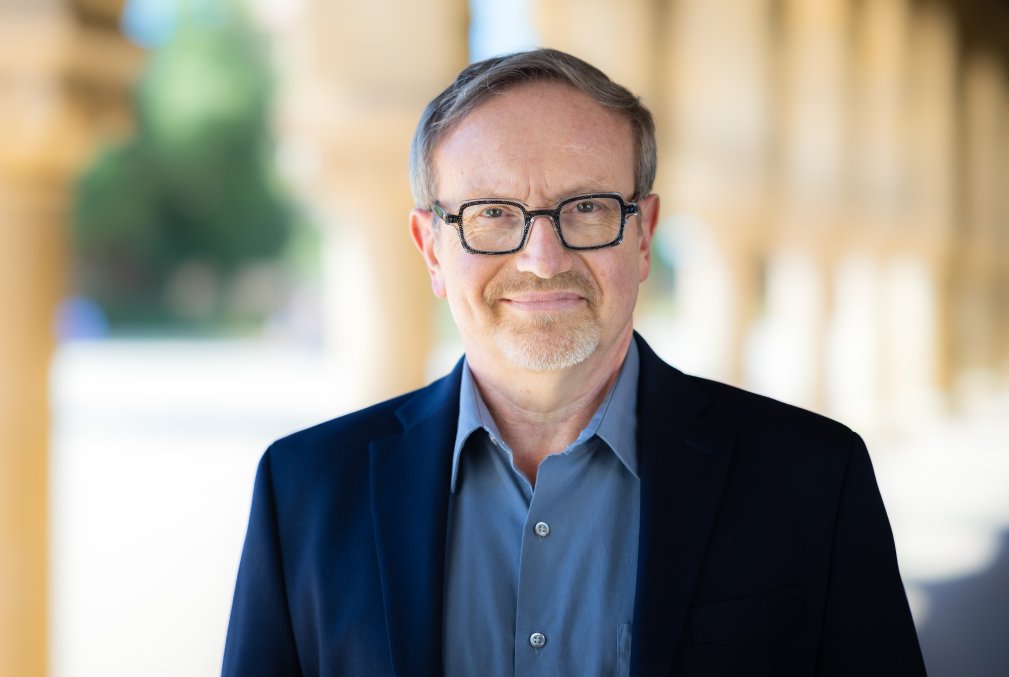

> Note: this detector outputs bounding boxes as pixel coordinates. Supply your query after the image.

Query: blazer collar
[630,333,736,677]
[370,358,463,677]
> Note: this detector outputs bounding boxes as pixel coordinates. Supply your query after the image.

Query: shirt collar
[451,340,640,492]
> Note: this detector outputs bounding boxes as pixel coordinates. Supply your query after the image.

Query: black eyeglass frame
[432,192,640,255]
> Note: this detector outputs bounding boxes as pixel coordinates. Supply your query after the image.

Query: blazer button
[529,632,547,649]
[534,521,550,537]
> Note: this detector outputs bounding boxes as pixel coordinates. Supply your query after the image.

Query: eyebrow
[457,188,625,205]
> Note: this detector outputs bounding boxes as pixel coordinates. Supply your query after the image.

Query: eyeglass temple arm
[432,203,462,224]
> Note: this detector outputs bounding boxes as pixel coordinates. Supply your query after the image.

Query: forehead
[432,81,635,201]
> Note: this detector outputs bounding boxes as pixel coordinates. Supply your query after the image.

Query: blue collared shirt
[444,341,641,677]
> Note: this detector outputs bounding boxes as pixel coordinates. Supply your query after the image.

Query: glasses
[432,192,639,255]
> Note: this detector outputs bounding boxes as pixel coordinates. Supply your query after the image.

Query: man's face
[411,81,659,373]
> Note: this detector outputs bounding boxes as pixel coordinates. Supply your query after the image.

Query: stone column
[272,0,468,408]
[849,0,922,429]
[850,0,911,236]
[881,0,959,423]
[956,50,1006,397]
[654,0,776,386]
[776,0,851,231]
[0,2,139,674]
[1001,93,1009,379]
[532,0,660,105]
[776,0,852,414]
[0,183,61,677]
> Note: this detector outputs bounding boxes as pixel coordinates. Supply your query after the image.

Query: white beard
[481,269,603,371]
[493,313,601,372]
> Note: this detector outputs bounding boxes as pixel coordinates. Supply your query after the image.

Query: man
[223,49,926,676]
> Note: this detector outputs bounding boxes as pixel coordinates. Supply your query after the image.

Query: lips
[485,270,599,305]
[501,292,585,312]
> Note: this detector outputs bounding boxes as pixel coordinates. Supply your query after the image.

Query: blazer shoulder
[272,390,411,453]
[263,362,463,472]
[635,332,857,455]
[687,374,857,453]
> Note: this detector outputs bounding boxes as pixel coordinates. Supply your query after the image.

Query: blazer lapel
[370,362,462,677]
[631,336,736,677]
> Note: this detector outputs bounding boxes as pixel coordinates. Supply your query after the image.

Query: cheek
[595,254,641,301]
[442,258,498,313]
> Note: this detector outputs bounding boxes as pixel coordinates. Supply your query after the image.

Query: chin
[493,317,601,372]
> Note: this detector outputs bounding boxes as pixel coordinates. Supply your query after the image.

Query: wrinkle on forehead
[432,82,635,205]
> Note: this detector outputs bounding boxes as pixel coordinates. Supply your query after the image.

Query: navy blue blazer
[223,335,926,676]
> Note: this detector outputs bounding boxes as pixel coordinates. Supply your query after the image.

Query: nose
[514,215,573,279]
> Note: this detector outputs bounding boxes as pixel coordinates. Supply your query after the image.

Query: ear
[410,208,447,298]
[635,193,660,283]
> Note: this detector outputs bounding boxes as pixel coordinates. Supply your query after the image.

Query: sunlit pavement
[872,391,1009,677]
[50,339,348,677]
[50,340,1009,676]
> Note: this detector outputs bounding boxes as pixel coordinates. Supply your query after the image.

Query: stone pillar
[777,0,851,232]
[0,2,138,674]
[882,0,959,423]
[747,249,827,407]
[955,50,1006,397]
[850,0,911,237]
[849,0,922,429]
[655,0,776,386]
[1001,93,1009,378]
[776,0,852,413]
[532,0,660,105]
[0,185,61,677]
[272,0,468,408]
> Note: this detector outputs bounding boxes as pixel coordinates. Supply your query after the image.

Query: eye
[482,207,505,218]
[575,201,596,213]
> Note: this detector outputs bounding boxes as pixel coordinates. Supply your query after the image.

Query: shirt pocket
[687,585,802,645]
[616,622,632,677]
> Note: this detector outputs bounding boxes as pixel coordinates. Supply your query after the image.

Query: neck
[465,327,634,484]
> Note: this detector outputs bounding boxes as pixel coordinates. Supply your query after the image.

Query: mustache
[483,270,599,305]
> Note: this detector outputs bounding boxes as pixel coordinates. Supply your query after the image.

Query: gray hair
[409,48,657,209]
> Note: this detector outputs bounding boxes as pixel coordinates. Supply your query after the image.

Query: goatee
[484,271,601,371]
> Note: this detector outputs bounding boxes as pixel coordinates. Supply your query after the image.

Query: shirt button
[534,521,550,538]
[529,632,547,649]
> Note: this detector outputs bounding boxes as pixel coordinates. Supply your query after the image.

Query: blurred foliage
[73,0,297,331]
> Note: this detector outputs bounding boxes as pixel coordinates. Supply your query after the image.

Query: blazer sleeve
[815,433,927,676]
[222,447,302,676]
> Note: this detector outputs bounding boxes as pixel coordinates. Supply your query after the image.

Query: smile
[500,292,586,312]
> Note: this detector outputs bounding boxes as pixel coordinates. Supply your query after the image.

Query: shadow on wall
[917,528,1009,677]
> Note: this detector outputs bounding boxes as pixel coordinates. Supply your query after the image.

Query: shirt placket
[512,453,573,676]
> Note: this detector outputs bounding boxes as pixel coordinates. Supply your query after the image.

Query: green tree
[73,0,295,329]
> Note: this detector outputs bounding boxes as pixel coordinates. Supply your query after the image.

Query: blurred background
[1,0,1007,674]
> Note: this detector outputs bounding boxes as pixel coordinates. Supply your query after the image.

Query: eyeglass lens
[460,196,623,252]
